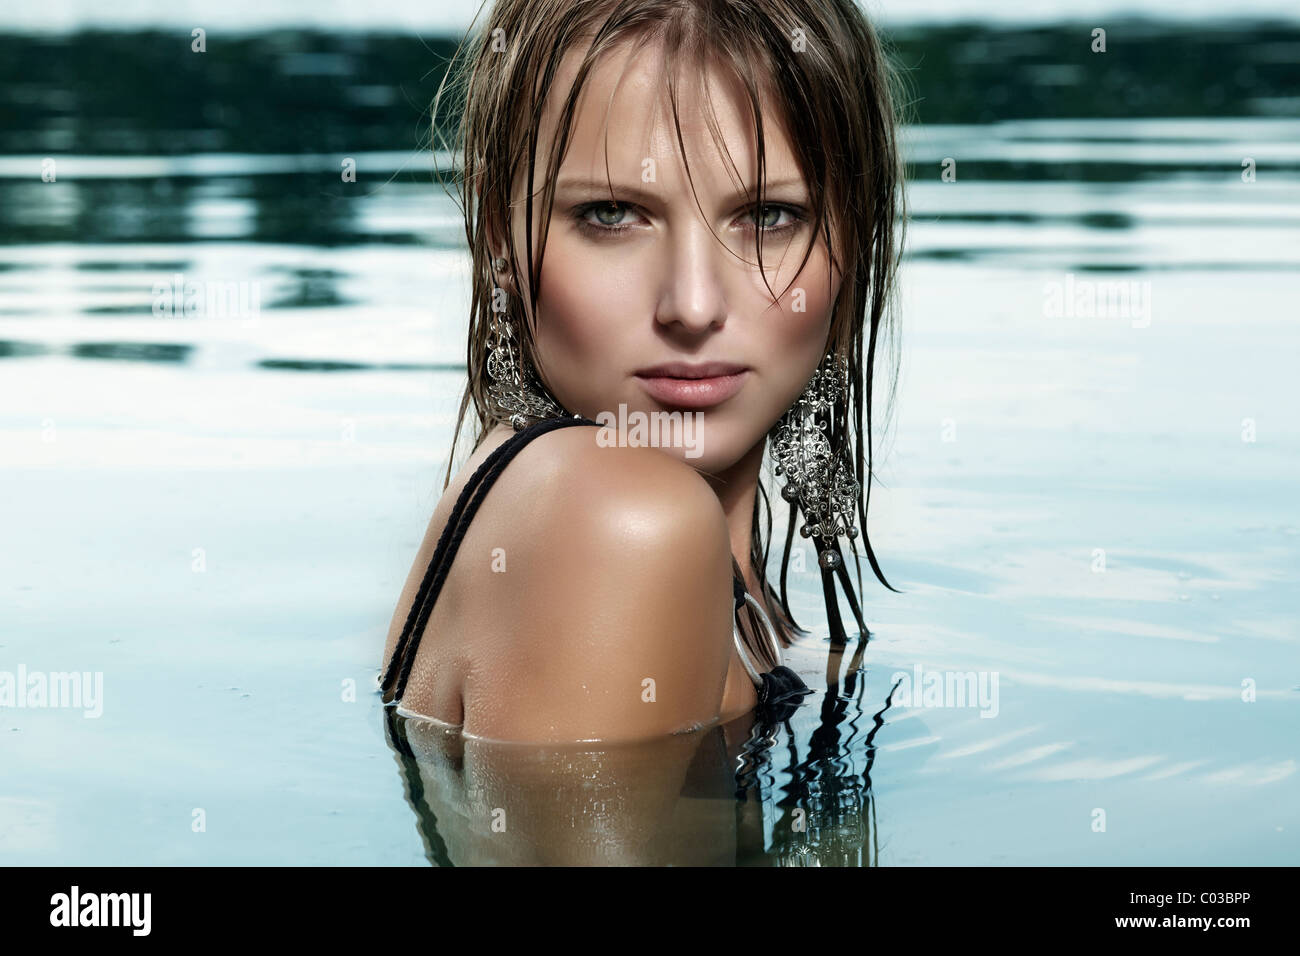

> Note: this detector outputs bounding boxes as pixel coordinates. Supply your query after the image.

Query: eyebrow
[554,176,809,204]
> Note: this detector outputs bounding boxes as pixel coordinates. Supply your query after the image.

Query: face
[500,36,842,474]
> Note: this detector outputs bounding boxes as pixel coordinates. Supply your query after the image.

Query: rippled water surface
[2,32,1297,864]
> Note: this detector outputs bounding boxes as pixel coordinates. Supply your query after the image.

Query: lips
[633,361,749,409]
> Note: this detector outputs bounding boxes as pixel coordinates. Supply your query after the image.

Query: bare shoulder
[505,423,727,532]
[459,426,737,743]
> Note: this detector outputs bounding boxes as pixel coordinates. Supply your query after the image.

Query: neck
[702,437,768,597]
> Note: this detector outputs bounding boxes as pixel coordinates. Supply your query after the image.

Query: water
[2,28,1298,865]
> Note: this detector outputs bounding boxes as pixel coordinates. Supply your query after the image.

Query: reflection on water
[1,24,1298,866]
[384,641,897,866]
[4,113,1299,370]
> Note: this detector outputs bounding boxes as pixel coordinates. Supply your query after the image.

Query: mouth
[633,361,750,409]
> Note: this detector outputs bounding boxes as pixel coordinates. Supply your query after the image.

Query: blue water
[2,116,1298,864]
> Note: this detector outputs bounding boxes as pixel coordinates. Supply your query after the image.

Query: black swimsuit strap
[732,573,747,610]
[381,415,596,703]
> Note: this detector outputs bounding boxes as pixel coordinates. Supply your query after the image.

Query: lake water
[2,108,1297,863]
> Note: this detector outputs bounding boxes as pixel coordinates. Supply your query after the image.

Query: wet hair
[433,0,909,650]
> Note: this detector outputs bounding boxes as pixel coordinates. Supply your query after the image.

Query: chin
[650,415,759,475]
[580,395,766,474]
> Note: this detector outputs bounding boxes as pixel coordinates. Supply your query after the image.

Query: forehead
[530,34,804,193]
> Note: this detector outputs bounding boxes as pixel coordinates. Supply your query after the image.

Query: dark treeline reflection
[2,23,1295,247]
[0,174,369,247]
[1,23,1296,157]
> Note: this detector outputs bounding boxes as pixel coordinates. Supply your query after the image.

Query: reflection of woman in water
[386,646,904,865]
[378,0,906,863]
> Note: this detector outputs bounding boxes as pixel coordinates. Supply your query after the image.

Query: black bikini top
[379,414,810,720]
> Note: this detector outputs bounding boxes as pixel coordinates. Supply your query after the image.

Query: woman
[381,0,906,744]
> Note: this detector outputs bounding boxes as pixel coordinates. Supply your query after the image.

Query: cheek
[781,284,834,352]
[760,270,839,405]
[535,263,595,360]
[529,238,630,406]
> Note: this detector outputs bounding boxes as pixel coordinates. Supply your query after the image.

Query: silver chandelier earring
[485,258,565,429]
[769,351,861,571]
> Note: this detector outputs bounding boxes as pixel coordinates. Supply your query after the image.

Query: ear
[486,247,519,300]
[479,189,519,297]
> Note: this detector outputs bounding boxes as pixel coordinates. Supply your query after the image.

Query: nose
[653,219,728,335]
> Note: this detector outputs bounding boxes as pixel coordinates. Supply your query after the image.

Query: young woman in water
[381,0,906,744]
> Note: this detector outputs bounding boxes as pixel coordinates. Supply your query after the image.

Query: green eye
[591,202,628,226]
[755,205,783,228]
[573,200,642,236]
[749,204,805,231]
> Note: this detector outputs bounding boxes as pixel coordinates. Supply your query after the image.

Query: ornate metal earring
[485,259,566,429]
[769,352,861,571]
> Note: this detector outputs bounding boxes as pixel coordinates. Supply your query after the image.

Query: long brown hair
[432,0,909,651]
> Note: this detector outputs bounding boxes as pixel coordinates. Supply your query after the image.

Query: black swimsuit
[380,414,810,722]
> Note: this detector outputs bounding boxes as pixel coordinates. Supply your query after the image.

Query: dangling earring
[485,257,566,429]
[769,352,861,571]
